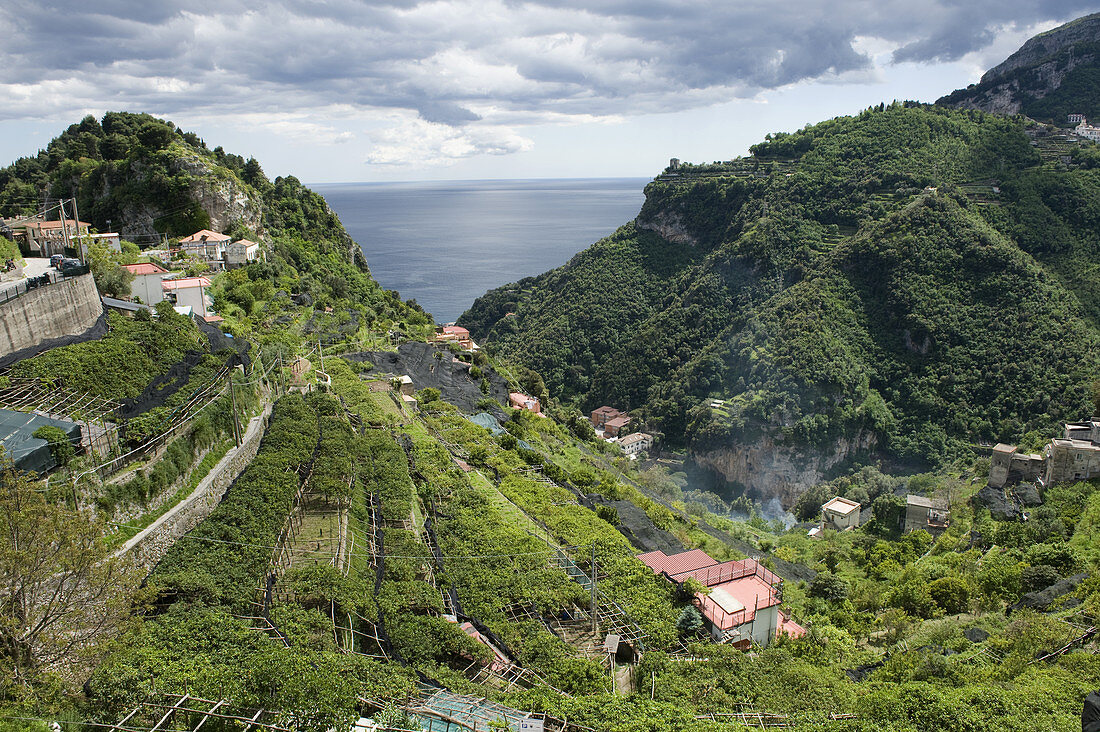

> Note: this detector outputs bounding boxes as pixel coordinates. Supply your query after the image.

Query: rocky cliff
[938,13,1100,121]
[692,430,879,506]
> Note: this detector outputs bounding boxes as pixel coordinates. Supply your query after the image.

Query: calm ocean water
[313,178,648,323]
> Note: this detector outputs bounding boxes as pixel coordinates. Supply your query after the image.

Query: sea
[313,178,648,323]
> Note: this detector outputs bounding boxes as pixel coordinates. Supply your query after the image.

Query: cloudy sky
[0,1,1096,182]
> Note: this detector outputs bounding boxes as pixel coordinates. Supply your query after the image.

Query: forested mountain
[938,13,1100,122]
[0,112,408,310]
[461,102,1100,501]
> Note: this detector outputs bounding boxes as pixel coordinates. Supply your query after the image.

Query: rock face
[938,13,1100,119]
[175,154,263,234]
[691,430,878,507]
[635,208,697,246]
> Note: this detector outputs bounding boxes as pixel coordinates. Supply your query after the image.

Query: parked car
[59,258,83,275]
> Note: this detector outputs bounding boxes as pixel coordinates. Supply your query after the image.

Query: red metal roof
[637,549,717,576]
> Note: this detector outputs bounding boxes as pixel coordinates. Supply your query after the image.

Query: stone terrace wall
[123,405,271,575]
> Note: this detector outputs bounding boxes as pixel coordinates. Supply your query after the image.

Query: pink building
[437,324,475,349]
[638,548,804,648]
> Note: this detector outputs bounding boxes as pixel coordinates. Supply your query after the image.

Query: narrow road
[115,402,271,557]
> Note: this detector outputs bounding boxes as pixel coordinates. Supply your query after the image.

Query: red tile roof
[443,325,470,337]
[122,262,168,276]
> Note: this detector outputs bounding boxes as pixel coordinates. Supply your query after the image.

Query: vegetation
[461,103,1100,466]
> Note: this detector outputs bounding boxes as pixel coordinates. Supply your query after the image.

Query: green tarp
[0,408,81,474]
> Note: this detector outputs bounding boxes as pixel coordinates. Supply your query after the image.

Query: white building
[820,496,861,532]
[162,276,213,316]
[1075,119,1100,141]
[121,262,169,305]
[619,432,653,457]
[226,238,261,267]
[178,229,231,267]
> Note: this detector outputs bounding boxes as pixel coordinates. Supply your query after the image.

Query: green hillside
[0,112,418,312]
[461,103,1100,466]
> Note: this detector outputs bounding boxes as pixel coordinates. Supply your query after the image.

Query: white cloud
[364,116,533,167]
[0,1,1094,166]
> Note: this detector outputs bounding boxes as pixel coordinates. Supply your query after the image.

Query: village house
[637,549,804,648]
[435,324,476,350]
[618,432,652,457]
[988,419,1100,488]
[162,276,212,317]
[603,415,631,438]
[904,495,949,534]
[225,238,261,268]
[590,406,620,429]
[397,375,415,397]
[1045,419,1100,484]
[8,218,91,257]
[178,229,231,267]
[1074,117,1100,142]
[820,496,861,532]
[509,392,541,413]
[84,232,121,253]
[590,406,631,437]
[988,443,1045,488]
[122,262,169,305]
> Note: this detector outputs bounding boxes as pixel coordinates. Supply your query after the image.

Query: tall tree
[0,454,139,690]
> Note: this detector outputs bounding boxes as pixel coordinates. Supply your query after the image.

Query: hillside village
[2,91,1100,731]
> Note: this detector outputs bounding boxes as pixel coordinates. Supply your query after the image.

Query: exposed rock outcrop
[635,209,698,246]
[691,430,878,507]
[938,13,1100,119]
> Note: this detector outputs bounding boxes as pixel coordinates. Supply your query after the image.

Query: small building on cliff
[820,496,861,532]
[988,419,1100,489]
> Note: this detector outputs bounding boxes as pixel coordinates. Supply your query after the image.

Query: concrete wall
[122,406,270,575]
[0,274,102,358]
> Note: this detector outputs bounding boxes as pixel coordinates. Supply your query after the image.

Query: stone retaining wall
[124,405,270,575]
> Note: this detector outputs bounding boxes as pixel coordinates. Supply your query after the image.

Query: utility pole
[590,542,598,634]
[228,373,242,446]
[58,199,71,257]
[70,197,84,263]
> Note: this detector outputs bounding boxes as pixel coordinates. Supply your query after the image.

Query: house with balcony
[178,229,231,267]
[904,495,949,534]
[637,548,804,648]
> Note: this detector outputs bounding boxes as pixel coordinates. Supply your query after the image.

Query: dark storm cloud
[0,0,1096,124]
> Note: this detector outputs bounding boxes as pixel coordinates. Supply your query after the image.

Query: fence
[0,266,88,306]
